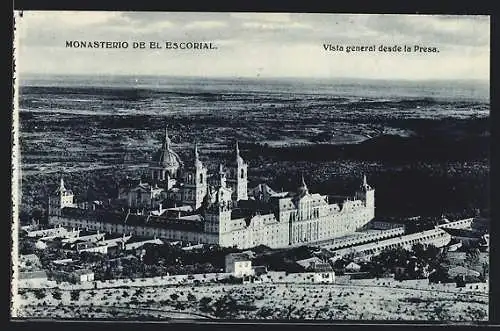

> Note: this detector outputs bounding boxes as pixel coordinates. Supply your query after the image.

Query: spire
[194,142,200,161]
[361,174,371,191]
[234,141,244,166]
[194,142,202,168]
[59,177,66,191]
[301,174,308,190]
[298,173,309,195]
[219,163,224,174]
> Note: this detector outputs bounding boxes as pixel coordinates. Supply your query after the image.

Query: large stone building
[48,128,376,250]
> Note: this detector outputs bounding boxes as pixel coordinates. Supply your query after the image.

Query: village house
[225,252,254,277]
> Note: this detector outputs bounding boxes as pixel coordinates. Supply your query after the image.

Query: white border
[11,10,21,318]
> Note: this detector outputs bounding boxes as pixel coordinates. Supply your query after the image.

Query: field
[14,282,488,321]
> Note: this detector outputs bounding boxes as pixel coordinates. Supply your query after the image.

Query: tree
[187,293,196,302]
[257,306,274,318]
[411,243,426,259]
[199,296,212,313]
[424,245,441,262]
[170,293,179,301]
[175,302,186,310]
[52,290,62,300]
[428,265,451,284]
[33,289,46,300]
[213,294,239,319]
[70,290,80,301]
[333,258,347,270]
[466,248,481,268]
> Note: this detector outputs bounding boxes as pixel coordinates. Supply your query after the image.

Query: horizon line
[18,73,490,83]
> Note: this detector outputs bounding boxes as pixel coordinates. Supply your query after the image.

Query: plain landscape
[14,75,490,321]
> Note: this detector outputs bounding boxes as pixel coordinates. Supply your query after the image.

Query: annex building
[48,128,376,250]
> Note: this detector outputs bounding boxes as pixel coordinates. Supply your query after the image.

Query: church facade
[47,128,376,250]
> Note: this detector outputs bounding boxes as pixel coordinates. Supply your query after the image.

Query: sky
[14,11,490,80]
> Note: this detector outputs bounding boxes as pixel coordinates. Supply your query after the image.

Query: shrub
[257,306,274,318]
[33,289,46,300]
[200,296,212,305]
[70,290,80,301]
[51,290,62,300]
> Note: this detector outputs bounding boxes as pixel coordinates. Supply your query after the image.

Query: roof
[241,250,256,259]
[166,205,194,212]
[448,266,480,277]
[346,262,362,269]
[61,207,207,232]
[61,208,126,225]
[52,258,75,265]
[226,252,251,262]
[314,263,334,272]
[250,184,278,197]
[20,254,40,262]
[178,214,204,222]
[231,208,257,220]
[271,192,290,198]
[151,145,182,169]
[444,228,483,238]
[131,183,152,191]
[73,269,94,276]
[182,244,204,251]
[296,257,323,269]
[126,236,162,244]
[147,216,205,232]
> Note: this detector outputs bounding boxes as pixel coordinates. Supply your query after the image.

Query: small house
[18,270,49,288]
[345,262,362,273]
[72,269,95,283]
[225,253,254,277]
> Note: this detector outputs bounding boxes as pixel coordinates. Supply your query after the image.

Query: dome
[151,127,183,169]
[152,148,182,168]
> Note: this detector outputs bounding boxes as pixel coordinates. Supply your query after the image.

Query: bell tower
[355,174,376,227]
[48,177,75,216]
[182,143,208,209]
[226,142,248,201]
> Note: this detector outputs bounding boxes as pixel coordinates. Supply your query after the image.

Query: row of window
[356,232,448,255]
[54,219,217,243]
